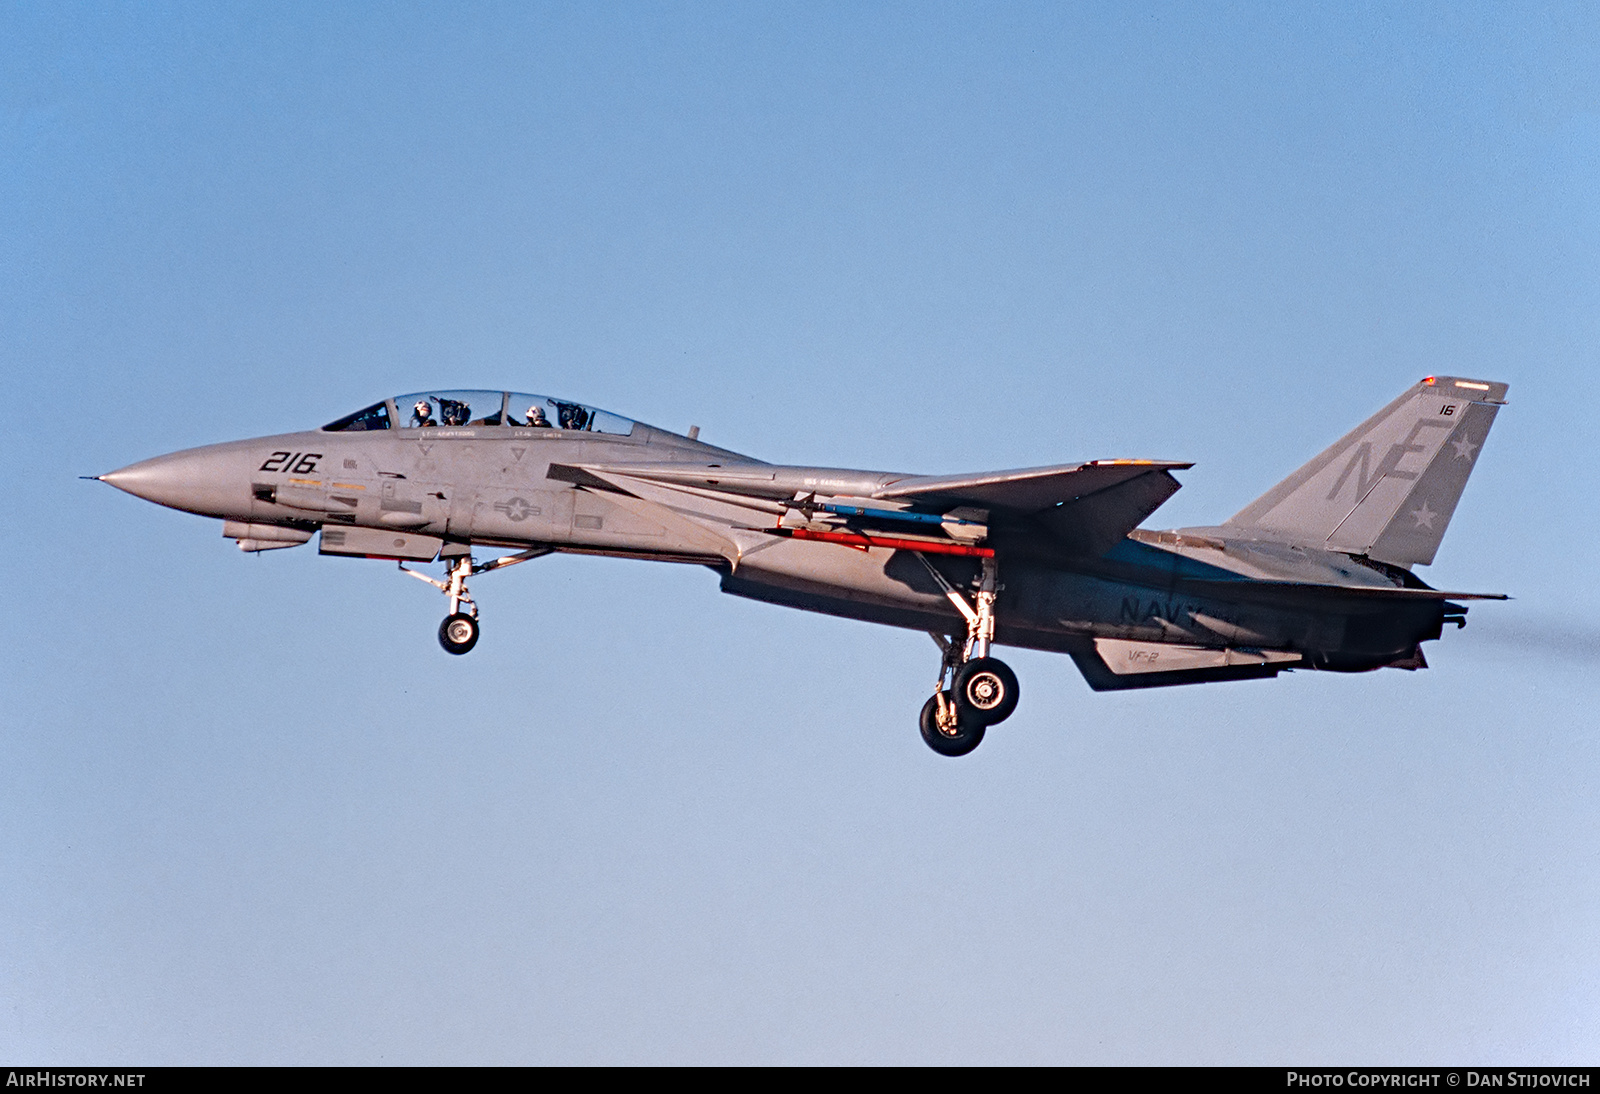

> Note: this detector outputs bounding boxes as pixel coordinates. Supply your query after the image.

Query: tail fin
[1225,376,1507,566]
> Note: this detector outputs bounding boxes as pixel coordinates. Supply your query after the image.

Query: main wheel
[919,692,985,757]
[438,612,479,655]
[952,657,1019,726]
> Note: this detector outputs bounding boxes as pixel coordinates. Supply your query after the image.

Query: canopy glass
[324,391,636,435]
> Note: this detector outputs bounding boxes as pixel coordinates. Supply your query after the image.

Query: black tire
[438,612,479,655]
[919,692,985,757]
[951,657,1019,726]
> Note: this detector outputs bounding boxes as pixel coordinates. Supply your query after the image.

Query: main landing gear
[399,547,552,655]
[916,554,1019,757]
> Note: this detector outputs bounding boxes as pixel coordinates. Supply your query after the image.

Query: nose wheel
[439,613,479,655]
[918,554,1019,756]
[398,546,552,655]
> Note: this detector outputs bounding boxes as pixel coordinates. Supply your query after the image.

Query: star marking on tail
[1410,501,1438,529]
[1451,434,1479,461]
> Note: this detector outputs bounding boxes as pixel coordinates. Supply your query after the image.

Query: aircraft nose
[98,445,252,518]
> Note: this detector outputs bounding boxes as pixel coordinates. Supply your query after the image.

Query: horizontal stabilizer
[876,459,1191,513]
[1227,376,1507,566]
[1177,578,1507,605]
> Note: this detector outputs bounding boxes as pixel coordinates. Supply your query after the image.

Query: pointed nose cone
[99,444,254,518]
[100,456,187,507]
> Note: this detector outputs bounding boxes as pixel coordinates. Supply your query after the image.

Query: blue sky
[3,2,1598,1063]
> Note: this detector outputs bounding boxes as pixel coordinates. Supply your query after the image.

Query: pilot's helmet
[526,405,545,423]
[414,400,432,418]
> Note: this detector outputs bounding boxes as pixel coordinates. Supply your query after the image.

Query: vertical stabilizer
[1225,376,1507,566]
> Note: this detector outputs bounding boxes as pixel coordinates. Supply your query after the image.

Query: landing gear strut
[399,546,551,655]
[917,553,1020,756]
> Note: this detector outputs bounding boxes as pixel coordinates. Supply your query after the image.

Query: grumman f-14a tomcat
[97,377,1508,756]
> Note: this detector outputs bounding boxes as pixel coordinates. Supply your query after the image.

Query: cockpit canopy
[323,391,636,435]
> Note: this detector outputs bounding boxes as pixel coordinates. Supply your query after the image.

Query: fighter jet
[97,378,1507,756]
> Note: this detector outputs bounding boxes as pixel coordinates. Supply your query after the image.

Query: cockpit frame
[323,390,637,437]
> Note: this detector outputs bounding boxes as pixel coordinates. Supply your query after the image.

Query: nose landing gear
[918,553,1019,757]
[399,546,552,655]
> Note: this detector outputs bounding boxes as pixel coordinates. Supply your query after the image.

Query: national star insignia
[1410,500,1438,529]
[1450,434,1479,461]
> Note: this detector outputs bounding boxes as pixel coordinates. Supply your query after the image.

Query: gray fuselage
[104,416,1451,677]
